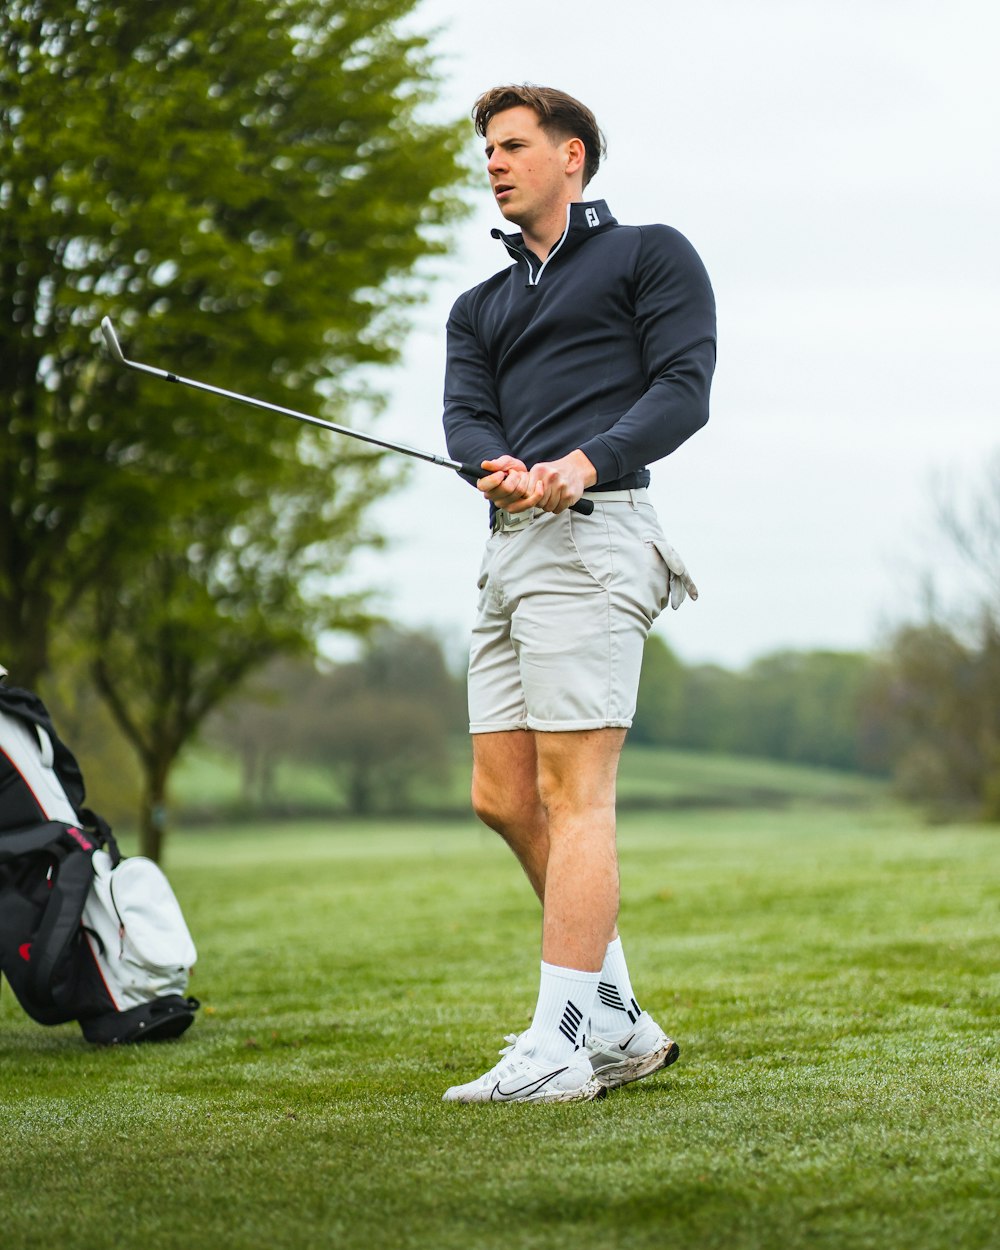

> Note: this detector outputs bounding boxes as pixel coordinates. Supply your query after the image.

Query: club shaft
[124,358,464,471]
[98,318,593,513]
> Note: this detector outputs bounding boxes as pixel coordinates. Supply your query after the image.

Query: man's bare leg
[471,730,548,902]
[471,728,625,963]
[534,728,625,971]
[449,726,677,1100]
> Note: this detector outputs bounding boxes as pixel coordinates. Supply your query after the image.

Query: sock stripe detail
[598,982,627,1012]
[558,1000,583,1045]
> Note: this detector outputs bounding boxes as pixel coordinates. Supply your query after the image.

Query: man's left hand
[517,450,598,514]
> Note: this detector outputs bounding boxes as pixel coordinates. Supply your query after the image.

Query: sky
[336,0,999,670]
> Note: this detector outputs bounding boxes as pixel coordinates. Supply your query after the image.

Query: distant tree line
[50,575,1000,826]
[192,629,886,821]
[632,641,882,774]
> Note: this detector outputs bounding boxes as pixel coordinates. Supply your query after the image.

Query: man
[441,85,716,1103]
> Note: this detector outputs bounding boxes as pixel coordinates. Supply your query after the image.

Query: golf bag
[0,682,199,1044]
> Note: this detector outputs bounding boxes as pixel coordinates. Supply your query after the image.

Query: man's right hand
[478,457,534,511]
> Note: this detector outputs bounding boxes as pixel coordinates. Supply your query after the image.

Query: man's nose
[487,149,507,176]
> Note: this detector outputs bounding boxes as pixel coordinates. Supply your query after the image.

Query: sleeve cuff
[576,436,621,486]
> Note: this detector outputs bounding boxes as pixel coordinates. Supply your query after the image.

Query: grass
[1,794,997,1249]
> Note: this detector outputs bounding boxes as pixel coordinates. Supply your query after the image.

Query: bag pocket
[109,857,197,973]
[84,851,197,1010]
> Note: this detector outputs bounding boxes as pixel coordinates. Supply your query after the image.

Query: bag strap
[0,820,73,863]
[27,841,97,1002]
[79,807,120,866]
[0,821,102,1005]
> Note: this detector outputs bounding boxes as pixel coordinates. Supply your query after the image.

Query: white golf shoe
[586,1011,680,1089]
[443,1033,606,1104]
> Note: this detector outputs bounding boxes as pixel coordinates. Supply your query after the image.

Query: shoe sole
[593,1039,680,1090]
[444,1078,608,1104]
[513,1080,608,1104]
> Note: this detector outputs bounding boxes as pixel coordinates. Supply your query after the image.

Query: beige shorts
[468,492,677,733]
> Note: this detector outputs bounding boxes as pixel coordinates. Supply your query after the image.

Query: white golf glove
[656,539,699,609]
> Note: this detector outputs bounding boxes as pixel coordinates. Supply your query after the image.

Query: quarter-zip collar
[491,199,618,287]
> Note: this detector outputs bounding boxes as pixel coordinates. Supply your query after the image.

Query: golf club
[99,317,592,515]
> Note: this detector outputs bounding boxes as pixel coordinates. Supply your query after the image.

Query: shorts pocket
[567,510,614,589]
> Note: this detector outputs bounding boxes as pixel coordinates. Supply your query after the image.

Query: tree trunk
[348,764,372,815]
[139,762,170,862]
[240,745,258,804]
[0,592,52,689]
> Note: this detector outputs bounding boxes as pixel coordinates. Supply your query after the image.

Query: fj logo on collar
[585,207,600,227]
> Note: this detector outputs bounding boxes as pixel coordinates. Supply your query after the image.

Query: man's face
[484,106,575,232]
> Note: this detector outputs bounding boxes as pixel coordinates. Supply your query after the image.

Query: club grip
[457,464,594,516]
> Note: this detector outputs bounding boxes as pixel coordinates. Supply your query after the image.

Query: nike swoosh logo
[617,1035,637,1052]
[491,1066,570,1100]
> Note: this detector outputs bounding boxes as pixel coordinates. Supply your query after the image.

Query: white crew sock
[589,936,643,1039]
[526,961,601,1064]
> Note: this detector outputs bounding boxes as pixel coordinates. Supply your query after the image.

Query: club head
[100,316,127,365]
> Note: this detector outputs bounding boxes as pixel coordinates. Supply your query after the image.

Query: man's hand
[518,450,597,514]
[478,450,598,514]
[477,456,532,509]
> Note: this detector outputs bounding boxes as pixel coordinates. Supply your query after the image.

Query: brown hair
[472,84,606,188]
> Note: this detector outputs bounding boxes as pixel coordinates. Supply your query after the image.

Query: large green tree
[0,0,467,681]
[1,0,468,855]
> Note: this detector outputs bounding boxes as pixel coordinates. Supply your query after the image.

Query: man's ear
[564,136,586,179]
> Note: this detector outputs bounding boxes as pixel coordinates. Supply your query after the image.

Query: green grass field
[1,779,997,1248]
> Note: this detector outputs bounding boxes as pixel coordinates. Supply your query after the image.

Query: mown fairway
[1,795,997,1249]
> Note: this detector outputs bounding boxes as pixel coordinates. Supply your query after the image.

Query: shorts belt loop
[628,489,638,511]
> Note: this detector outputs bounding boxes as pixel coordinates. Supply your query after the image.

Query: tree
[1,0,469,854]
[206,629,466,817]
[631,640,880,773]
[869,452,1000,819]
[869,621,1000,817]
[630,634,685,746]
[205,655,325,806]
[736,650,875,771]
[0,0,467,686]
[87,470,378,856]
[311,628,465,814]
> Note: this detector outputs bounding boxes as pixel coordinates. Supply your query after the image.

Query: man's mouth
[494,184,514,199]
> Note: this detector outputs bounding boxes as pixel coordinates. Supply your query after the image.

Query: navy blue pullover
[443,200,716,492]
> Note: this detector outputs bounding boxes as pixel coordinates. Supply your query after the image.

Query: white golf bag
[0,679,199,1044]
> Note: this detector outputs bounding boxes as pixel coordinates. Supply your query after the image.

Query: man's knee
[471,731,541,833]
[471,772,538,836]
[470,774,505,832]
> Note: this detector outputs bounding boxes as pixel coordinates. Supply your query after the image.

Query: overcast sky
[337,0,999,669]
